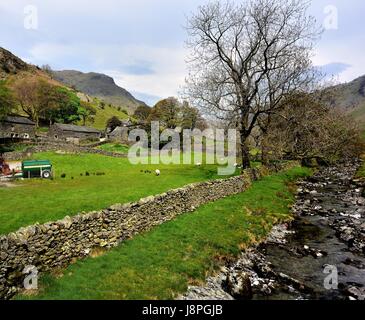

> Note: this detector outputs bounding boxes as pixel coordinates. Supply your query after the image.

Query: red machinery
[0,156,11,176]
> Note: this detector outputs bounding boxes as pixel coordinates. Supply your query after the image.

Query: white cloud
[102,45,188,98]
[313,40,365,83]
[27,42,188,99]
[4,0,365,102]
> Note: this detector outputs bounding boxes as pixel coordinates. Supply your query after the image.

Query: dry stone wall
[2,141,127,161]
[0,161,299,299]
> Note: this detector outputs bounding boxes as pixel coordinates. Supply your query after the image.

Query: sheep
[196,162,202,166]
[155,169,161,176]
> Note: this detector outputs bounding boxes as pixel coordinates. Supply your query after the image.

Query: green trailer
[22,160,53,179]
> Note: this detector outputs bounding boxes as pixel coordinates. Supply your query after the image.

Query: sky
[0,0,365,105]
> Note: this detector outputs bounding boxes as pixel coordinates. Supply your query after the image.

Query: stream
[180,160,365,301]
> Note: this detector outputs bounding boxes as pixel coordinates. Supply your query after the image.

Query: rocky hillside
[0,47,33,80]
[326,75,365,124]
[53,70,146,113]
[0,47,132,129]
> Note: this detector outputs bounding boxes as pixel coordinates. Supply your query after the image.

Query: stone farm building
[0,116,36,140]
[48,123,101,142]
[107,126,129,143]
[107,119,133,143]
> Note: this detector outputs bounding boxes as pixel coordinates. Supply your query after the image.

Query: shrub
[106,116,122,131]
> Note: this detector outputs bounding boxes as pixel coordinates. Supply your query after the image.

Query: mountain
[0,48,146,115]
[0,47,33,80]
[0,47,130,129]
[325,75,365,124]
[53,70,146,113]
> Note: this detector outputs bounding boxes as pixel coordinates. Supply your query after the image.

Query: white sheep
[155,169,161,176]
[196,162,202,166]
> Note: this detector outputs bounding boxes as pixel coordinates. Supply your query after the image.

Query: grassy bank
[19,166,311,300]
[0,152,232,235]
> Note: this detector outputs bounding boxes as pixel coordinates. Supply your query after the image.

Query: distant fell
[53,70,146,113]
[325,75,365,124]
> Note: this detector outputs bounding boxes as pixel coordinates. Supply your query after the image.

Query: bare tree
[12,77,60,127]
[185,0,321,169]
[41,64,54,78]
[12,77,43,126]
[255,54,320,164]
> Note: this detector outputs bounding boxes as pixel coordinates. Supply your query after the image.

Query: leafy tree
[79,101,97,125]
[12,78,62,126]
[0,81,15,121]
[180,101,207,130]
[106,116,122,131]
[38,80,63,124]
[133,105,151,122]
[41,87,82,124]
[12,77,83,126]
[53,87,82,124]
[148,97,181,129]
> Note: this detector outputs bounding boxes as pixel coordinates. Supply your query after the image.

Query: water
[181,161,365,301]
[255,162,365,300]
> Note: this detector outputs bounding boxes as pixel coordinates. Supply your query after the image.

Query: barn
[107,119,133,143]
[48,123,101,142]
[0,116,36,140]
[107,126,130,143]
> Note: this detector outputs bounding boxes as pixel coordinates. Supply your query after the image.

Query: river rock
[224,271,252,300]
[346,286,365,301]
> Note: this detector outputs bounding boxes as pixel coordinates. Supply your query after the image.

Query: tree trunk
[261,132,269,166]
[239,111,251,171]
[261,115,272,166]
[241,140,251,170]
[35,115,39,128]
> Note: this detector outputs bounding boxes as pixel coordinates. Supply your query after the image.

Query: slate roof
[120,119,133,126]
[53,123,101,134]
[3,116,35,125]
[108,126,128,136]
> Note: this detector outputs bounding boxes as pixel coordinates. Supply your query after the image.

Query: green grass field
[81,104,129,130]
[0,152,237,235]
[97,143,129,154]
[18,166,310,300]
